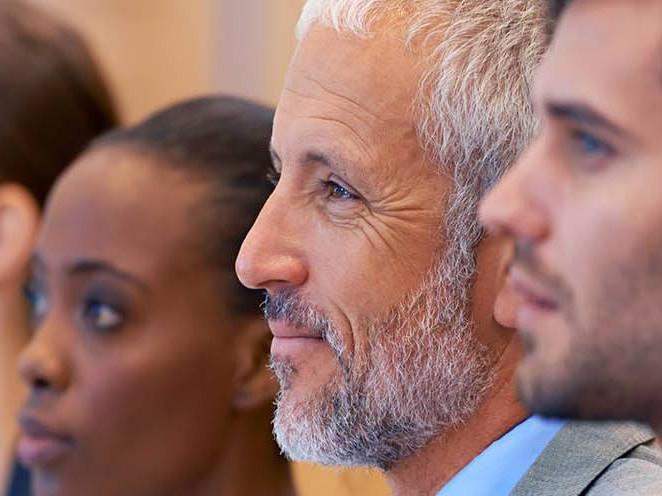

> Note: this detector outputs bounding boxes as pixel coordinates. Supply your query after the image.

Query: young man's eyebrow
[545,100,630,139]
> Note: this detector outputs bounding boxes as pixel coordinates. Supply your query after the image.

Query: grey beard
[267,255,493,471]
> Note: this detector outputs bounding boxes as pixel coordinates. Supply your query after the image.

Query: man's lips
[268,320,325,356]
[268,319,324,340]
[17,414,74,467]
[509,266,560,313]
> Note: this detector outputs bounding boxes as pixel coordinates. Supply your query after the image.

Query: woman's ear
[232,317,277,412]
[493,239,525,330]
[0,184,39,284]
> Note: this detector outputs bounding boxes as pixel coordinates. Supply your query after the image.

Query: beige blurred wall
[216,0,304,106]
[30,0,304,122]
[28,0,390,494]
[30,0,217,123]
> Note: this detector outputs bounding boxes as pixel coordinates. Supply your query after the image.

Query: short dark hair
[93,96,275,317]
[0,0,118,206]
[549,0,572,21]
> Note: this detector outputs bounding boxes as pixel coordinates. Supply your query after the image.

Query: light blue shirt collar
[436,415,567,496]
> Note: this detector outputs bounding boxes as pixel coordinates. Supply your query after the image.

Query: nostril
[33,377,50,390]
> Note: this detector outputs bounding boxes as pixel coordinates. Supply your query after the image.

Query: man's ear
[493,239,525,330]
[232,317,278,412]
[0,184,39,284]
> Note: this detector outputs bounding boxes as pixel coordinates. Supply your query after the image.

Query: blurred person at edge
[481,0,662,486]
[0,0,118,492]
[13,96,295,496]
[236,1,662,495]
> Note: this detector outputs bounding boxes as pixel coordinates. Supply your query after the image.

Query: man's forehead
[550,0,662,87]
[534,0,662,120]
[283,24,421,120]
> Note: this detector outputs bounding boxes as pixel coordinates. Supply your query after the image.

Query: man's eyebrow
[545,100,629,138]
[269,144,351,175]
[66,259,149,292]
[303,150,332,168]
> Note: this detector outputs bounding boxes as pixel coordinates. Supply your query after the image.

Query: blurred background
[27,0,389,494]
[31,0,304,123]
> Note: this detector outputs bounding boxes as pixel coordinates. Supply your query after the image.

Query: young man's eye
[267,167,281,186]
[571,129,614,157]
[323,180,359,201]
[82,300,124,332]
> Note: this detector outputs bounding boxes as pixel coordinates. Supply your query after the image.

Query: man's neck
[385,339,527,496]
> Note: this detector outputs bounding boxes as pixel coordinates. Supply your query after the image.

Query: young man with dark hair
[481,0,662,463]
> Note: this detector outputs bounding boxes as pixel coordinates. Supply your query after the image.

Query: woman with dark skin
[0,1,117,489]
[15,96,295,496]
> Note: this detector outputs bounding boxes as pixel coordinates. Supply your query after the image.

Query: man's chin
[272,385,333,464]
[516,360,583,419]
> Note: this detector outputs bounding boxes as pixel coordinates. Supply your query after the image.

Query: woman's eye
[23,282,47,323]
[83,300,124,332]
[323,180,359,201]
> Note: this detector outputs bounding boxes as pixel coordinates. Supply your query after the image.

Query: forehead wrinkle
[301,72,388,126]
[280,86,377,165]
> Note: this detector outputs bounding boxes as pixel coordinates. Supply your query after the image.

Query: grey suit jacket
[511,421,662,496]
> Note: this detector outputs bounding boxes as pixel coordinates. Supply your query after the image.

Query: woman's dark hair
[0,0,118,206]
[93,96,275,317]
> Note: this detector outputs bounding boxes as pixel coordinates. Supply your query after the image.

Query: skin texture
[16,148,290,496]
[480,0,662,429]
[237,25,526,495]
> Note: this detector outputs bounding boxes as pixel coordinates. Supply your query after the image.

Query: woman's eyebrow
[65,259,149,292]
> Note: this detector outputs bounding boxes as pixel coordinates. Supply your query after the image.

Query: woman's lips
[17,415,74,467]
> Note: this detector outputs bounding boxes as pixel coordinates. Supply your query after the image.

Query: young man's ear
[232,317,278,412]
[0,184,39,284]
[493,239,525,330]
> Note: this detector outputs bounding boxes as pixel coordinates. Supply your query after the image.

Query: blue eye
[23,282,47,323]
[82,300,124,332]
[324,180,358,201]
[572,130,613,157]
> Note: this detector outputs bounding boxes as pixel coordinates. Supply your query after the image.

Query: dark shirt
[6,460,29,496]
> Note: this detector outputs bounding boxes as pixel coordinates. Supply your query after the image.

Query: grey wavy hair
[297,0,548,320]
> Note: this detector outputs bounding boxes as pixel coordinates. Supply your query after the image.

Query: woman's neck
[191,407,296,496]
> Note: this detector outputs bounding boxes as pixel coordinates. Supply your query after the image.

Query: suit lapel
[510,421,655,496]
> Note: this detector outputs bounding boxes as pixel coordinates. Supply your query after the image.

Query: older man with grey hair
[236,1,662,494]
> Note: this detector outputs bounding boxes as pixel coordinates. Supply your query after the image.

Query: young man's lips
[17,415,74,467]
[509,267,560,312]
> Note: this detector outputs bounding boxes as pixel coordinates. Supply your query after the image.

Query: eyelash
[81,299,125,333]
[570,129,615,158]
[266,168,359,202]
[322,180,359,201]
[266,168,280,186]
[22,280,125,334]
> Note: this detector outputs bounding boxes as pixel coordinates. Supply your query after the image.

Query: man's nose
[236,189,308,292]
[17,318,71,396]
[479,145,550,243]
